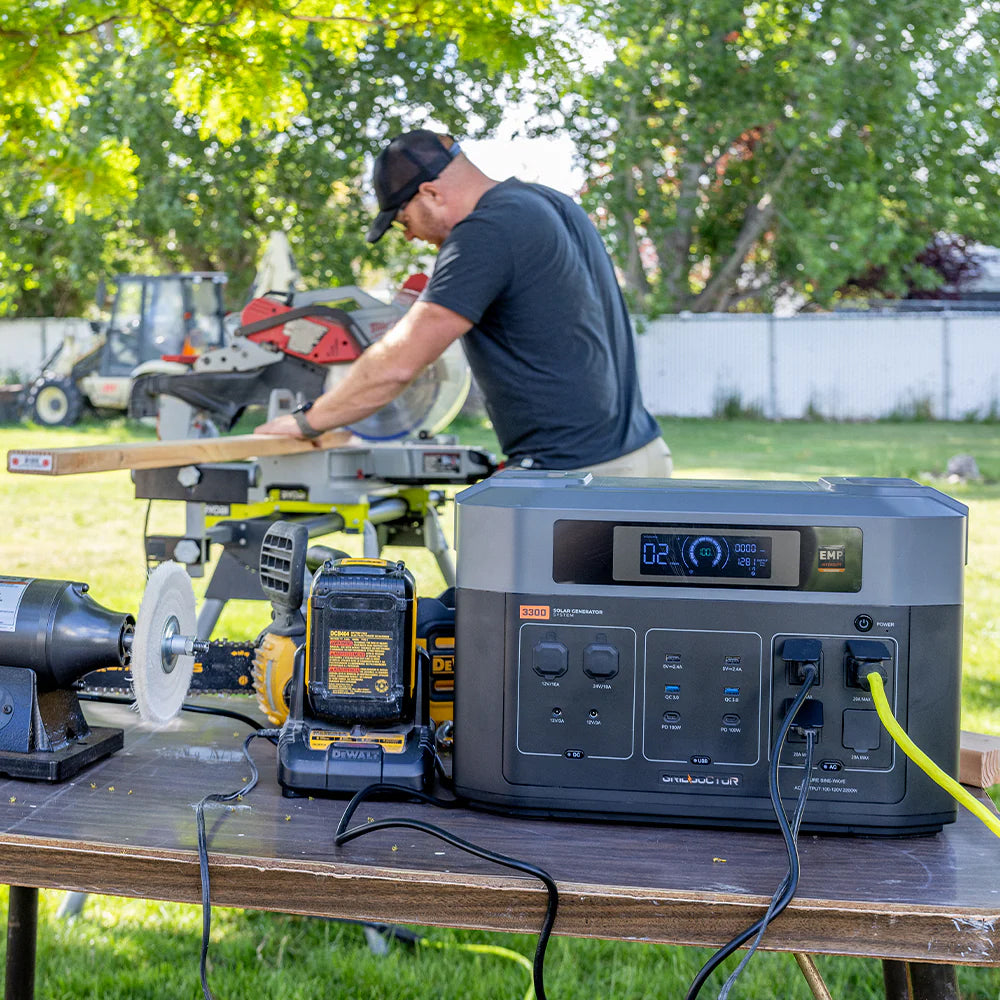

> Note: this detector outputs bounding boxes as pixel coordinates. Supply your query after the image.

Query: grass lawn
[0,414,998,999]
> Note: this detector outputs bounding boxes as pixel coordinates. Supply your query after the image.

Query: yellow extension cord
[866,671,1000,839]
[403,676,992,1000]
[418,938,536,1000]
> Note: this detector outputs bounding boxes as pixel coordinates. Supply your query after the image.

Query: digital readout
[639,532,773,579]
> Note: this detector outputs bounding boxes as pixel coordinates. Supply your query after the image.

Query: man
[255,129,671,477]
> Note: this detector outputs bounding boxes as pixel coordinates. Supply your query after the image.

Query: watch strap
[292,405,323,439]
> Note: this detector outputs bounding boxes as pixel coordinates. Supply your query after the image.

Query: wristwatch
[291,400,323,439]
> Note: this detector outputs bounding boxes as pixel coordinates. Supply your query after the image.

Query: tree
[538,1,1000,313]
[1,2,542,212]
[0,4,533,314]
[838,233,985,301]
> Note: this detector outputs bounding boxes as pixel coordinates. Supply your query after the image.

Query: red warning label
[326,629,393,696]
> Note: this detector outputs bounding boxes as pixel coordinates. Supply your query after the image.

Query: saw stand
[133,438,491,638]
[182,497,453,640]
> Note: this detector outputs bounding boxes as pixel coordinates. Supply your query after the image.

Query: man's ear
[419,179,444,205]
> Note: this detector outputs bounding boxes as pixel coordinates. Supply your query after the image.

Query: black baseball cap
[366,130,461,243]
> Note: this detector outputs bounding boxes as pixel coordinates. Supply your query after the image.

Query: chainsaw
[75,545,456,734]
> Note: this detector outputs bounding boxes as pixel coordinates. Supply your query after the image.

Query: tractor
[22,272,229,427]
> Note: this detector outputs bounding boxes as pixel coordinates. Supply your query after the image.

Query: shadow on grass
[3,889,1000,1000]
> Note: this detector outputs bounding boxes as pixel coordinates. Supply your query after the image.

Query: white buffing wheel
[131,561,197,724]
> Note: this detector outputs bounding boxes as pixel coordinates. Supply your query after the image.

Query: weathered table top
[1,699,997,965]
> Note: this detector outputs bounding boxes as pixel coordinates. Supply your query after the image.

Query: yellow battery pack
[305,558,416,726]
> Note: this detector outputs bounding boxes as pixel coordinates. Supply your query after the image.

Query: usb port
[724,656,742,666]
[724,687,740,697]
[665,654,682,663]
[665,684,681,694]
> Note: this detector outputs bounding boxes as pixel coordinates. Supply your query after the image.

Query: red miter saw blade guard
[391,273,428,308]
[240,298,363,364]
[234,273,467,440]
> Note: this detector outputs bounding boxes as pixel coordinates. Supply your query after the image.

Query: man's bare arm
[255,300,473,437]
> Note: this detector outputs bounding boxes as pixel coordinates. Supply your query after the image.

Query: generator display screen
[612,525,802,587]
[639,532,772,579]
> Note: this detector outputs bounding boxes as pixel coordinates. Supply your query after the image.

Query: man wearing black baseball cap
[257,128,671,477]
[365,129,464,244]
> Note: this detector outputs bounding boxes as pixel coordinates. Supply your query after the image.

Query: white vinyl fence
[2,311,998,420]
[636,311,1000,420]
[0,318,94,380]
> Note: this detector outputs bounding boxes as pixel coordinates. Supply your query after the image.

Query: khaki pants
[564,436,672,478]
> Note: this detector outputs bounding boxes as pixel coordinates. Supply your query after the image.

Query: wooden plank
[5,430,352,476]
[2,836,999,962]
[960,731,1000,789]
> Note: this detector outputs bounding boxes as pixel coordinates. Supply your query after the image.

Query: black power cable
[83,694,283,998]
[716,729,817,999]
[685,665,819,1000]
[334,782,559,1000]
[195,728,280,1000]
[81,695,550,994]
[85,672,821,1000]
[81,696,467,993]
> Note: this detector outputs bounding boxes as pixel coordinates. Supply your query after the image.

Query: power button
[854,614,873,632]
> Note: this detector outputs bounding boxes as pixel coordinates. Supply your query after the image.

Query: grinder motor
[0,576,133,780]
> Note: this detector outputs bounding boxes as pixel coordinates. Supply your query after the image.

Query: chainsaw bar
[192,639,257,693]
[77,639,257,696]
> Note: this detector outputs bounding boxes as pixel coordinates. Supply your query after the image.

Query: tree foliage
[0,1,541,314]
[839,233,985,300]
[6,2,999,318]
[538,0,1000,313]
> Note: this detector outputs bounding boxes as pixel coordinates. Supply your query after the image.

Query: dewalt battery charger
[277,557,435,797]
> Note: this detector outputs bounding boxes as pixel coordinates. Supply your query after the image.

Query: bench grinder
[0,563,205,781]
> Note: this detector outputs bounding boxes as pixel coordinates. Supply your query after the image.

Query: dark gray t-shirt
[420,179,660,468]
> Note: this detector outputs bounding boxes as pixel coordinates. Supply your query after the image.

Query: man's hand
[254,414,304,437]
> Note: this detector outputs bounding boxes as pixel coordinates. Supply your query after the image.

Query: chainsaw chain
[77,639,257,695]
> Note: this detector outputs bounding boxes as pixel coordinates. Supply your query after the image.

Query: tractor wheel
[23,376,85,427]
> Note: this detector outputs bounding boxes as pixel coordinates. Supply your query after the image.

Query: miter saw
[120,273,490,639]
[129,274,470,443]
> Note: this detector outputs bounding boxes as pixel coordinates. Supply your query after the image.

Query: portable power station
[453,472,968,834]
